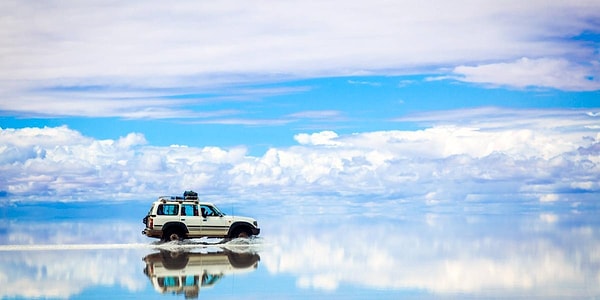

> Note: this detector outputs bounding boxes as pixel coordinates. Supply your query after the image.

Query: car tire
[232,228,250,239]
[163,229,184,242]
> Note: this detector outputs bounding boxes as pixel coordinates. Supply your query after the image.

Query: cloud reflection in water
[261,200,600,297]
[0,248,146,298]
[0,198,599,298]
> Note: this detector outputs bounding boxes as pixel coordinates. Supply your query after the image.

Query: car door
[200,204,230,237]
[180,204,203,237]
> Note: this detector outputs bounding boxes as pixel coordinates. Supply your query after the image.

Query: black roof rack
[157,191,199,203]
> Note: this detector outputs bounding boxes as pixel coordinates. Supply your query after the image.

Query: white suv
[142,191,260,241]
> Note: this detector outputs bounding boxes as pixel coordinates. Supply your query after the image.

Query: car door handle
[180,218,185,221]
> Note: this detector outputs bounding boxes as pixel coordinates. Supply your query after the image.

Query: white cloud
[287,110,342,120]
[1,108,598,201]
[450,58,600,91]
[294,131,341,146]
[191,118,293,126]
[1,0,600,117]
[395,106,600,132]
[540,194,560,203]
[0,85,308,119]
[347,80,382,87]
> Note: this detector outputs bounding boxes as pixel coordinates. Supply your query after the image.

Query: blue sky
[1,0,599,201]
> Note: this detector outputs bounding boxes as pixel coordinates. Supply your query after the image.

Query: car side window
[200,205,217,217]
[157,204,179,215]
[182,204,199,216]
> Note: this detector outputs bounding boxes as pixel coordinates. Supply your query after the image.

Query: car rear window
[157,204,179,215]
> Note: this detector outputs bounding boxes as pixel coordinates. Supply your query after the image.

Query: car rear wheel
[163,229,185,241]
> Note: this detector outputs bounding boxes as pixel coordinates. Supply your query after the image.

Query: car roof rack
[157,195,200,203]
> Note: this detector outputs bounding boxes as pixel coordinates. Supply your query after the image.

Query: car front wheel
[232,228,251,239]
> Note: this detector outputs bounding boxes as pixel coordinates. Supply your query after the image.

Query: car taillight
[149,217,153,228]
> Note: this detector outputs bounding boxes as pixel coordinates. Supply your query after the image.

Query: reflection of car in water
[143,249,260,298]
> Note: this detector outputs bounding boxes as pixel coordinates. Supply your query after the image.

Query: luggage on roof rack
[183,190,198,200]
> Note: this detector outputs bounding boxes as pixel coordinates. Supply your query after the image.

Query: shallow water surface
[1,198,599,299]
